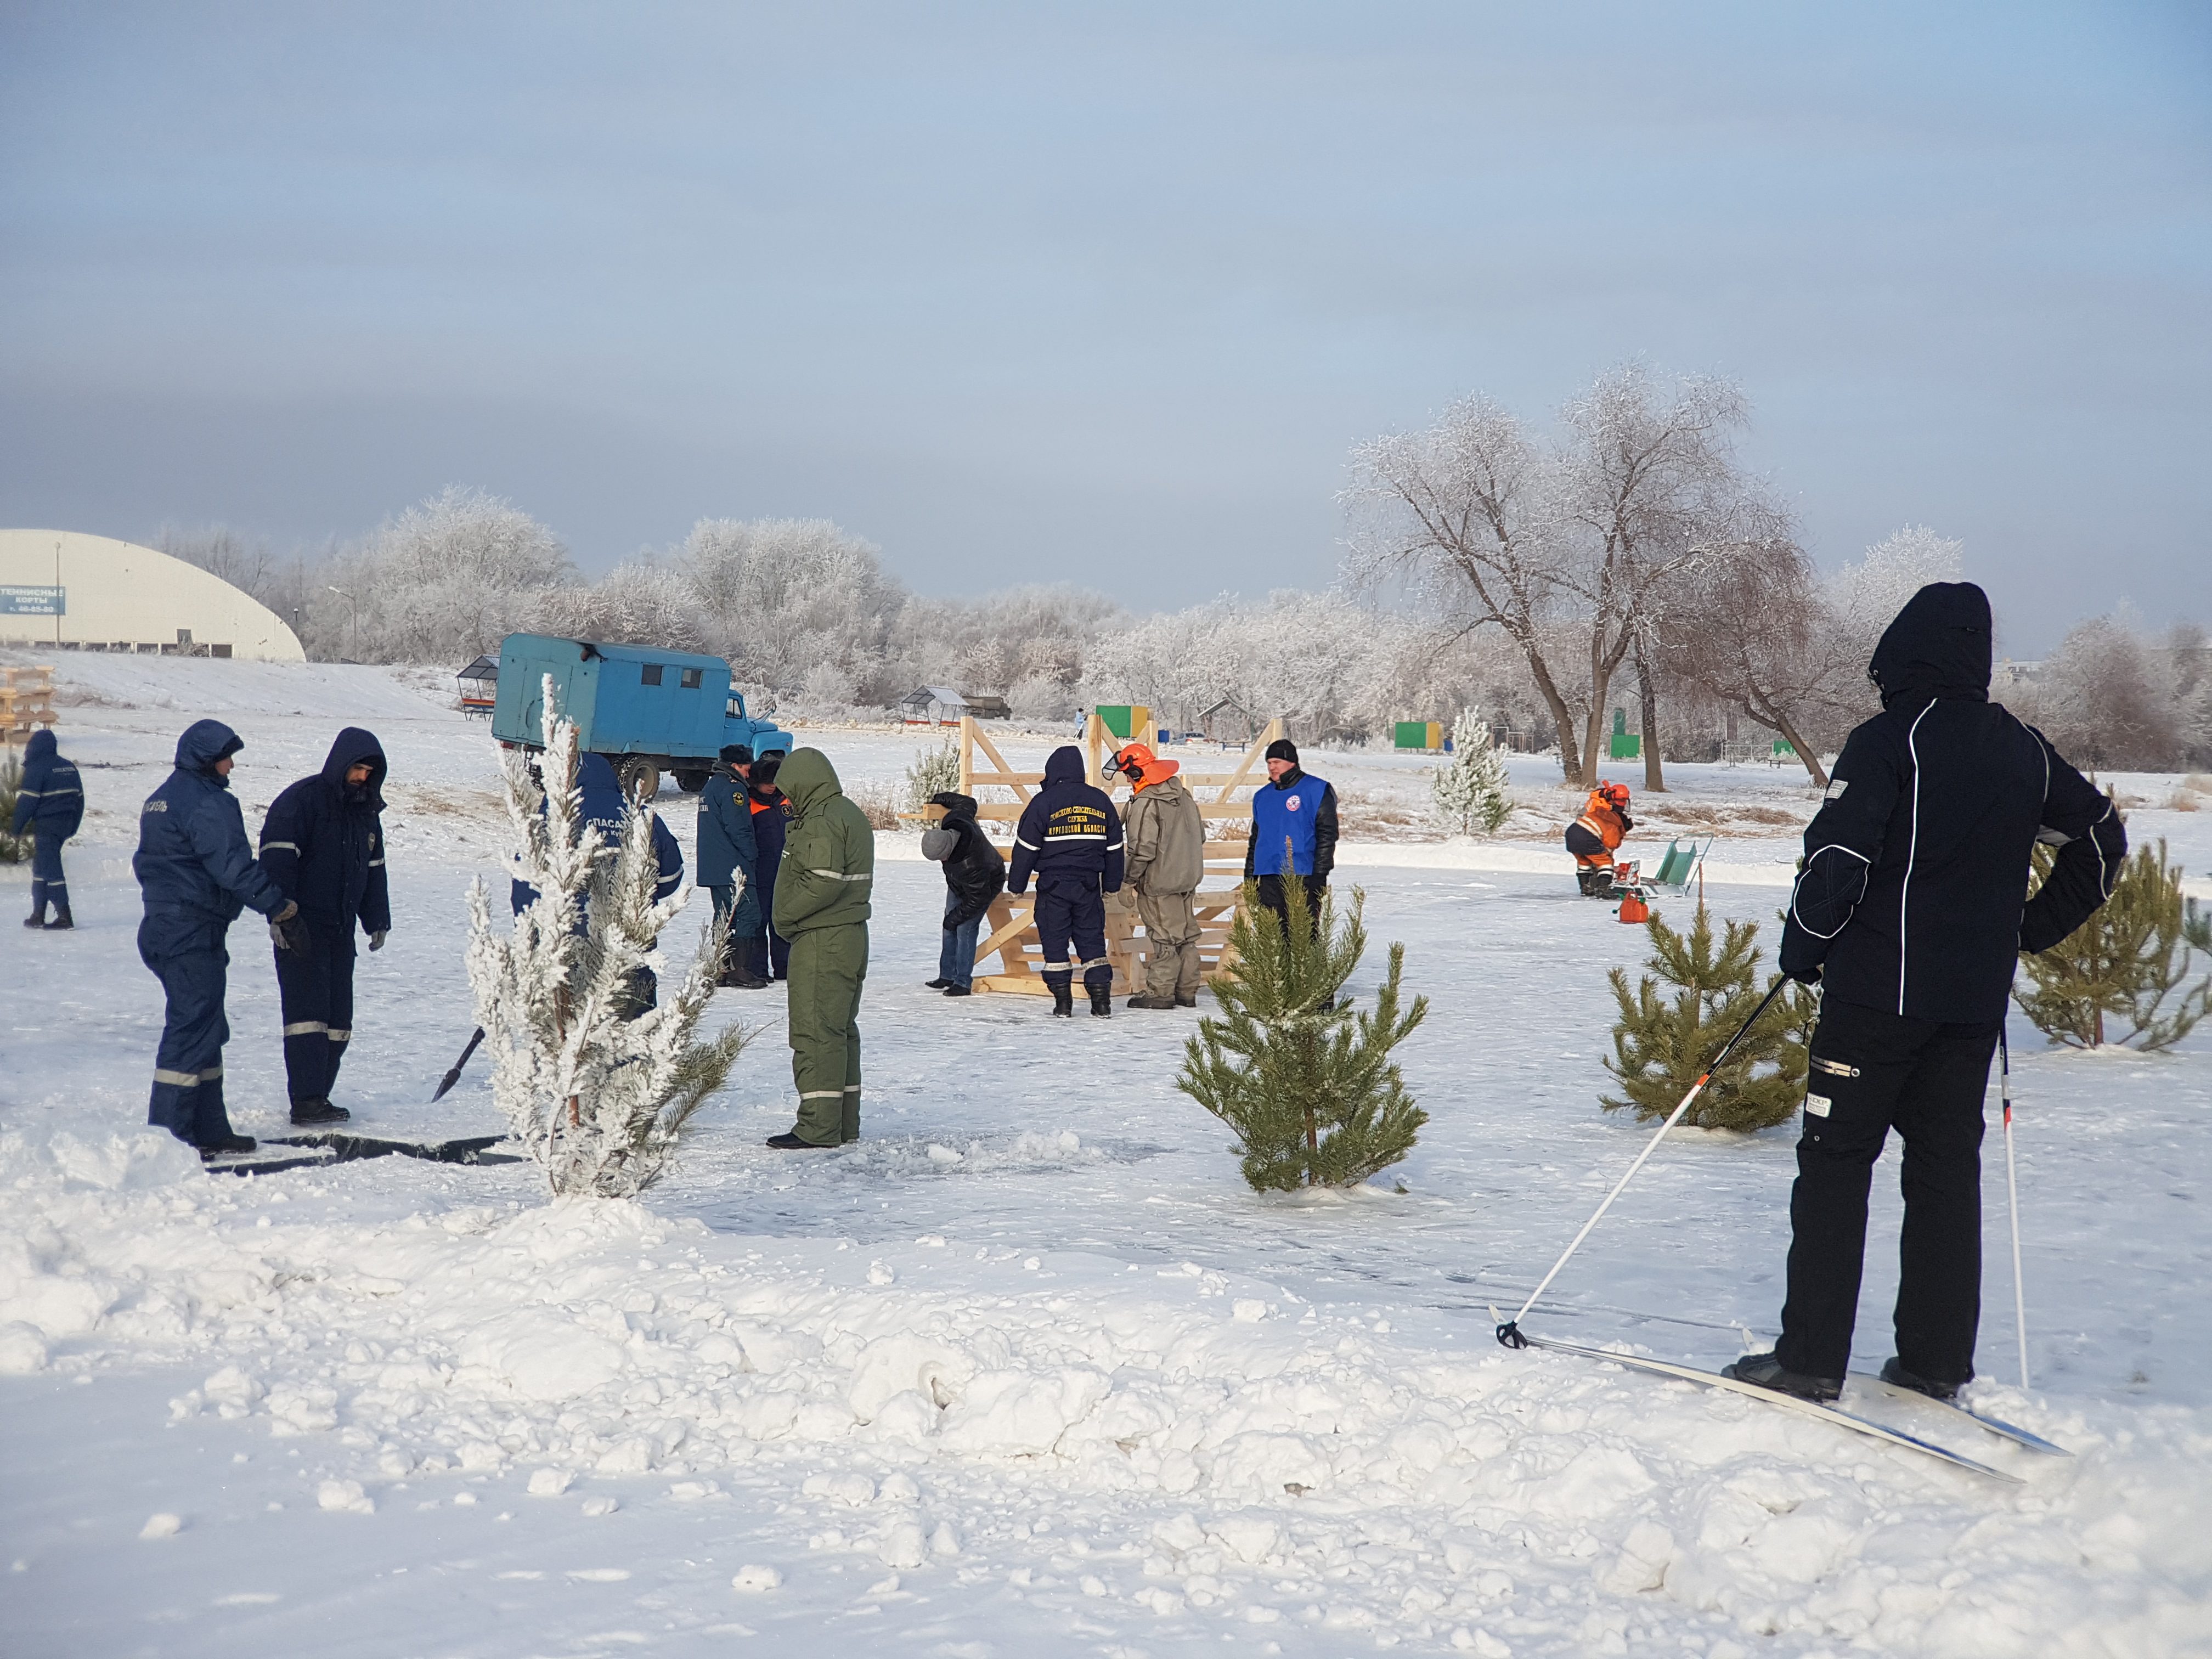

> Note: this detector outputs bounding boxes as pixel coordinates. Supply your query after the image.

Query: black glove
[1618,813,1634,833]
[369,930,387,952]
[269,901,308,955]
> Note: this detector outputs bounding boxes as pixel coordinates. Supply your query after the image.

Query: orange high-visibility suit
[1565,784,1632,876]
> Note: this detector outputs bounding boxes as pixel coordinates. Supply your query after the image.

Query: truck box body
[491,634,792,787]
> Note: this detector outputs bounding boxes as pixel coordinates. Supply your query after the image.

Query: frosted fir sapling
[905,735,961,817]
[1431,712,1513,837]
[1177,871,1429,1192]
[1603,903,1810,1133]
[466,676,747,1199]
[2013,831,2211,1052]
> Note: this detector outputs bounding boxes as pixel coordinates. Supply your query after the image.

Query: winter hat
[750,755,781,788]
[1265,738,1299,764]
[720,744,754,765]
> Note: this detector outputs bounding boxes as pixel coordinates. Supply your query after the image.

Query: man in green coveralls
[766,749,873,1148]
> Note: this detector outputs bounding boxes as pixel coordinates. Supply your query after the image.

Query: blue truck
[490,633,794,796]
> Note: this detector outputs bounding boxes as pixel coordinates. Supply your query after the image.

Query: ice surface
[2,656,2209,1655]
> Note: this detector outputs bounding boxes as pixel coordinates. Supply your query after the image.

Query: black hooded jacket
[1008,746,1124,895]
[1779,583,2124,1024]
[922,791,1007,928]
[259,727,392,936]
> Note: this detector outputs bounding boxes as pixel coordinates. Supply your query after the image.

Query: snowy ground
[4,652,2211,1658]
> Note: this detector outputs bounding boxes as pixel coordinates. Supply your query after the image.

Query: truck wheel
[674,768,710,794]
[617,757,661,800]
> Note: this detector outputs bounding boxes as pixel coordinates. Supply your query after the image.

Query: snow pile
[2,1137,2207,1654]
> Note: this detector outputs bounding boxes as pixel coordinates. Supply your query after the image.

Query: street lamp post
[326,586,358,660]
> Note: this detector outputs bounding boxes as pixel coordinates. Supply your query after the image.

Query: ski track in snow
[3,654,2209,1657]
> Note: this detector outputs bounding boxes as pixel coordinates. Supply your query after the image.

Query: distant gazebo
[899,686,972,726]
[458,655,499,717]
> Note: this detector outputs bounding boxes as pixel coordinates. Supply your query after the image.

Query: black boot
[290,1098,351,1127]
[1047,978,1074,1017]
[1088,983,1113,1017]
[1721,1350,1842,1402]
[198,1133,257,1161]
[1880,1356,1967,1402]
[43,905,72,930]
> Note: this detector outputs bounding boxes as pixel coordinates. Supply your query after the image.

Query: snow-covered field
[4,651,2210,1658]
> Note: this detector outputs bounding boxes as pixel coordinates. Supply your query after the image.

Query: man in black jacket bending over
[259,727,391,1127]
[1726,583,2123,1404]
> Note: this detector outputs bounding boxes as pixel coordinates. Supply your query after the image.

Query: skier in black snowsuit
[1008,745,1124,1017]
[1726,583,2124,1404]
[259,727,391,1127]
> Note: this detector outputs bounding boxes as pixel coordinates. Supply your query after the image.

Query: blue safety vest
[1250,772,1329,876]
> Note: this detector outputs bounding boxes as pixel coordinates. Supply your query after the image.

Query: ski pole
[1498,977,1790,1349]
[431,1028,486,1103]
[2001,1027,2030,1389]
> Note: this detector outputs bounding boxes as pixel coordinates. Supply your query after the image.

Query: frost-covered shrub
[0,750,26,863]
[466,679,746,1198]
[1431,713,1513,836]
[905,737,960,815]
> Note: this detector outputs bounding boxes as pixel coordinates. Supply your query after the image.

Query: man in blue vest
[1244,738,1339,929]
[1008,744,1125,1017]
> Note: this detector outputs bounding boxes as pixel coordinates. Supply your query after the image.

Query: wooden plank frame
[957,712,1285,996]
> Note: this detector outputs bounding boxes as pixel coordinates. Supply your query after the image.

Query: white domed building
[0,529,304,661]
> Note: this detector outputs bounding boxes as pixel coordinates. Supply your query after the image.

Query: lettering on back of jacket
[1045,806,1110,840]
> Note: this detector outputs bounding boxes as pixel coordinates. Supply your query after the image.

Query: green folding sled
[1645,837,1713,896]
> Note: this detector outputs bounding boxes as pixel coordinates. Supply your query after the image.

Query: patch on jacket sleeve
[1824,779,1848,800]
[1804,1093,1832,1118]
[143,799,168,812]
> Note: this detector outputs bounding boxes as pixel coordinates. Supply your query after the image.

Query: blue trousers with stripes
[139,915,239,1146]
[275,919,356,1105]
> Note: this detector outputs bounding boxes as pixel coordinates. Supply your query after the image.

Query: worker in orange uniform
[1565,781,1633,897]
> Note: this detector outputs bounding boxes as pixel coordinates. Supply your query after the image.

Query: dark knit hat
[1265,738,1299,764]
[720,744,754,764]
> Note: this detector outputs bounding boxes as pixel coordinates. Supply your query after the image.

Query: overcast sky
[3,1,2207,651]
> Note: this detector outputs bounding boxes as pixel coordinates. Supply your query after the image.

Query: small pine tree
[1602,904,1807,1132]
[905,736,961,815]
[1178,874,1430,1192]
[1431,713,1514,837]
[466,676,747,1199]
[0,749,26,864]
[2015,836,2211,1051]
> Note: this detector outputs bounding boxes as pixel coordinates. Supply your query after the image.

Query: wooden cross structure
[955,710,1286,996]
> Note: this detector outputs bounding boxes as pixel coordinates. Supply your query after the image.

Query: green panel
[1098,705,1136,739]
[1395,721,1429,749]
[1773,738,1796,757]
[1609,732,1641,759]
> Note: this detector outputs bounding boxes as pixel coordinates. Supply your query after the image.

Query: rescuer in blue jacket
[14,728,83,930]
[133,720,297,1158]
[1243,738,1339,929]
[1007,744,1125,1018]
[697,744,765,988]
[259,727,391,1127]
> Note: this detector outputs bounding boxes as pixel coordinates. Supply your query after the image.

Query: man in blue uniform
[1008,745,1124,1017]
[14,729,83,930]
[1244,738,1339,929]
[697,744,765,988]
[134,720,298,1159]
[259,727,391,1127]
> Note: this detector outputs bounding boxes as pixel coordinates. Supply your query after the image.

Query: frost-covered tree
[904,736,960,814]
[1178,877,1429,1192]
[675,517,903,696]
[310,487,573,663]
[1344,364,1779,787]
[2029,613,2181,771]
[1431,713,1513,836]
[466,678,745,1198]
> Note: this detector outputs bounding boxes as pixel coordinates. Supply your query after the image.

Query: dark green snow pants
[787,923,867,1145]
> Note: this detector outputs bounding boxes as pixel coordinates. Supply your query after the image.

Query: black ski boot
[44,905,72,930]
[1880,1357,1967,1402]
[290,1098,351,1127]
[1721,1350,1842,1403]
[1048,978,1074,1017]
[1088,984,1113,1017]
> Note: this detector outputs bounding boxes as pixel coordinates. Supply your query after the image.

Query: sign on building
[0,585,66,616]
